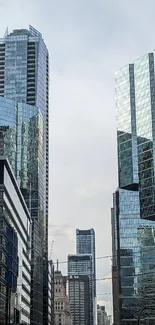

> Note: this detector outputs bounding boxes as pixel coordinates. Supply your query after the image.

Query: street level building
[0,26,49,325]
[112,53,155,324]
[54,268,72,325]
[0,157,31,324]
[67,275,90,325]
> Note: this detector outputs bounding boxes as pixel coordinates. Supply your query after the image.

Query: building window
[0,220,3,229]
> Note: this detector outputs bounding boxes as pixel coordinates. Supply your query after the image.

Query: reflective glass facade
[76,229,96,296]
[0,96,44,324]
[0,158,31,324]
[116,54,155,220]
[0,26,49,325]
[112,53,155,324]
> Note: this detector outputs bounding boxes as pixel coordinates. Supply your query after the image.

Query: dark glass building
[67,275,90,325]
[68,254,93,325]
[0,26,49,325]
[76,229,96,324]
[112,54,155,325]
[76,229,96,296]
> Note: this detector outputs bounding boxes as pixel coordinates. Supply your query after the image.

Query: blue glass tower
[112,54,155,325]
[0,26,49,325]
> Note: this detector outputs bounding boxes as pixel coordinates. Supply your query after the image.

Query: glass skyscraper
[76,229,96,296]
[0,26,49,325]
[76,228,96,325]
[112,53,155,325]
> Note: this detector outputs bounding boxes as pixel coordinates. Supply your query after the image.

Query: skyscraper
[112,53,155,324]
[76,229,96,324]
[76,229,96,296]
[67,275,90,325]
[68,254,93,325]
[0,26,49,325]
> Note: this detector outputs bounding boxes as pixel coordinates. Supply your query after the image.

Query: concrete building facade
[54,269,72,325]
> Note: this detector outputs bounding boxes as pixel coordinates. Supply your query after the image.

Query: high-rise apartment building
[0,26,49,325]
[112,53,155,324]
[67,275,90,325]
[68,254,93,325]
[0,157,31,324]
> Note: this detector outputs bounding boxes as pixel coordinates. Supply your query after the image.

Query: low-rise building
[54,267,72,325]
[0,157,31,324]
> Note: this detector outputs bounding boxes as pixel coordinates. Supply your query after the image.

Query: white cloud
[0,0,155,315]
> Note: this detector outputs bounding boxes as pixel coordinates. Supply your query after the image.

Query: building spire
[57,259,59,271]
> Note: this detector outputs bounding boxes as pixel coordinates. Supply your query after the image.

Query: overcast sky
[1,0,155,315]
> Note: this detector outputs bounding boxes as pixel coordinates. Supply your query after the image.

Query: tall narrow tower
[76,229,96,296]
[0,26,49,325]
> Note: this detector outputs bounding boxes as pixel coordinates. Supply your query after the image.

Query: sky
[1,0,155,315]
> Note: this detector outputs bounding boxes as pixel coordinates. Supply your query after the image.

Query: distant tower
[68,254,93,325]
[76,229,96,296]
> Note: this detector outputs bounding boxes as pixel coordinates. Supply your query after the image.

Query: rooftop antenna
[4,27,8,38]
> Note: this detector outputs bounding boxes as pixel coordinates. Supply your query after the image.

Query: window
[0,266,5,278]
[22,283,30,296]
[0,220,3,230]
[22,272,30,285]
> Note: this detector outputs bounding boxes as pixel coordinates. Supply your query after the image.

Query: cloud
[73,184,104,199]
[0,0,155,316]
